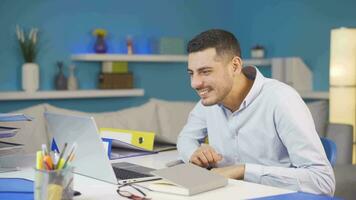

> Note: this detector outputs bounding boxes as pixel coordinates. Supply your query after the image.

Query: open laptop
[44,112,160,185]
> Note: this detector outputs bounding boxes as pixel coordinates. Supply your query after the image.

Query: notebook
[44,112,160,185]
[149,163,228,196]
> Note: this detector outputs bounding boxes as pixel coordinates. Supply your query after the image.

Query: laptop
[44,112,160,185]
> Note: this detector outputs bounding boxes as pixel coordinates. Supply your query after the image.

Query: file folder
[100,128,155,151]
[0,178,33,200]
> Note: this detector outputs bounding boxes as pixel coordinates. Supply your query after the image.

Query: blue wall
[0,0,355,112]
[232,0,356,91]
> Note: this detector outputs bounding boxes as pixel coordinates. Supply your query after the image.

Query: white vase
[22,63,39,92]
[67,65,78,90]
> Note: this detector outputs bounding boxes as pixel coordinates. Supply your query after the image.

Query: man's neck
[222,67,255,112]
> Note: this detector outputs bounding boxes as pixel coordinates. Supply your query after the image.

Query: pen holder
[34,167,74,200]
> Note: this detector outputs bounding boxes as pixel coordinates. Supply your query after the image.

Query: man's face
[188,48,234,106]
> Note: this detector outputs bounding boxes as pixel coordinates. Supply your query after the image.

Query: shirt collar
[241,66,265,109]
[218,66,265,113]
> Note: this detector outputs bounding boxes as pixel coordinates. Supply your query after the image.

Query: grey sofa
[297,100,356,199]
[2,99,355,199]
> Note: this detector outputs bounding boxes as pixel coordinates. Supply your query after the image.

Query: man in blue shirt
[177,29,335,196]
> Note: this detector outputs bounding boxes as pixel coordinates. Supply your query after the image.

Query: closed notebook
[149,163,228,196]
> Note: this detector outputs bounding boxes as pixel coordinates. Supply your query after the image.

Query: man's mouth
[197,88,210,97]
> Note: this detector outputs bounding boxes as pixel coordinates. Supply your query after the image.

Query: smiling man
[177,29,335,196]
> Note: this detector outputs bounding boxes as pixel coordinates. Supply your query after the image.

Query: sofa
[1,98,355,199]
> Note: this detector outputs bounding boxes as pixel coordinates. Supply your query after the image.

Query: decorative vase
[22,63,39,92]
[94,35,107,53]
[67,64,78,90]
[55,62,67,90]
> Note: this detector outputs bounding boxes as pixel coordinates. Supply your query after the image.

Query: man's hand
[189,144,222,168]
[211,165,245,179]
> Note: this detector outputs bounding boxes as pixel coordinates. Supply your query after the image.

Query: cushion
[45,101,160,141]
[306,100,328,137]
[153,98,196,144]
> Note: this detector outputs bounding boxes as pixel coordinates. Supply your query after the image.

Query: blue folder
[254,192,342,200]
[0,178,34,200]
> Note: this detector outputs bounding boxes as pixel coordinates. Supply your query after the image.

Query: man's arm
[211,91,335,196]
[177,102,208,163]
[244,92,335,196]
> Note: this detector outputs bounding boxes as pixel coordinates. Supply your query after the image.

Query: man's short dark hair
[187,29,241,58]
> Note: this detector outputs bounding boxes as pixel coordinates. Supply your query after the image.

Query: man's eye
[202,70,211,75]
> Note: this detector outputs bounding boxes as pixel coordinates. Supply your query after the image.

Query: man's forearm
[177,134,200,163]
[211,165,245,179]
[244,163,335,196]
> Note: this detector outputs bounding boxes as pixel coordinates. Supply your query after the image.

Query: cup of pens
[34,143,76,200]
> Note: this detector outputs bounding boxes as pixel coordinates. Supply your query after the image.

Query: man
[177,29,335,196]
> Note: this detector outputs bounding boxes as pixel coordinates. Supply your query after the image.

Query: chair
[320,137,337,167]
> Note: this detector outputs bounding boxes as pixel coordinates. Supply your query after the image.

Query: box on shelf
[102,62,129,73]
[98,73,133,89]
[159,37,185,55]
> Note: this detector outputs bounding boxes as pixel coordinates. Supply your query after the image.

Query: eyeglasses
[117,184,151,200]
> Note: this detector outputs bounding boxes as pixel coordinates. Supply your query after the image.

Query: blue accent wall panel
[1,0,356,112]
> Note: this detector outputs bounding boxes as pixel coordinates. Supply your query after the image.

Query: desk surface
[0,150,297,199]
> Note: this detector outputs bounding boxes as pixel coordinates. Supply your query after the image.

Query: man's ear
[232,56,242,73]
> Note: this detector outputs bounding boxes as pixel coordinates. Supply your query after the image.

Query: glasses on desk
[117,184,151,200]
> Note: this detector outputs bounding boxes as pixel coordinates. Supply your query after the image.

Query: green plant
[16,25,39,63]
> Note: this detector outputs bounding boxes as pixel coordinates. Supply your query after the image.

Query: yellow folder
[99,128,155,151]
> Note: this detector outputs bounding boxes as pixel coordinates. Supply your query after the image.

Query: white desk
[0,151,295,199]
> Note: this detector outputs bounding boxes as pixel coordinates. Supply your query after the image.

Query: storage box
[159,37,185,55]
[101,62,128,73]
[98,73,133,89]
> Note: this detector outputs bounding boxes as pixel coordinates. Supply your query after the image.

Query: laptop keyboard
[113,167,153,180]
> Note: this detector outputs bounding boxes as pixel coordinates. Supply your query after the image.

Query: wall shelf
[297,91,329,100]
[243,59,272,66]
[71,53,274,65]
[71,54,188,62]
[71,54,328,100]
[0,89,144,101]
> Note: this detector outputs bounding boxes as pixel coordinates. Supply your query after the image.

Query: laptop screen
[45,112,118,184]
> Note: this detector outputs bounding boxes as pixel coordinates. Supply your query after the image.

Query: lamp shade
[329,27,356,163]
[330,28,356,86]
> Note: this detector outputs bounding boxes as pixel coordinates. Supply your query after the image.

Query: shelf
[71,54,274,66]
[298,91,329,100]
[71,54,188,62]
[243,59,272,66]
[0,89,144,101]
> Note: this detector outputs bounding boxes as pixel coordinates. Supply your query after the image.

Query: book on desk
[148,163,228,196]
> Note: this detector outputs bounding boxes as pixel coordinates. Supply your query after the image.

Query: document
[0,126,19,138]
[102,138,157,159]
[0,113,33,122]
[0,141,23,152]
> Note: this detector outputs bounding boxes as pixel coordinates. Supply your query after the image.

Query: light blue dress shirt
[177,67,335,196]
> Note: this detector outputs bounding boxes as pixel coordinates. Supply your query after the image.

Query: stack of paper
[0,126,19,139]
[0,113,32,156]
[0,113,33,122]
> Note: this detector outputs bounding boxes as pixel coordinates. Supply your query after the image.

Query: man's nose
[191,75,203,89]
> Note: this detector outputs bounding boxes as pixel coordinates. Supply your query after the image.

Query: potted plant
[16,25,40,92]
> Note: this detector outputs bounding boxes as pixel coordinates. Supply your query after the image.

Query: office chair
[320,137,337,167]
